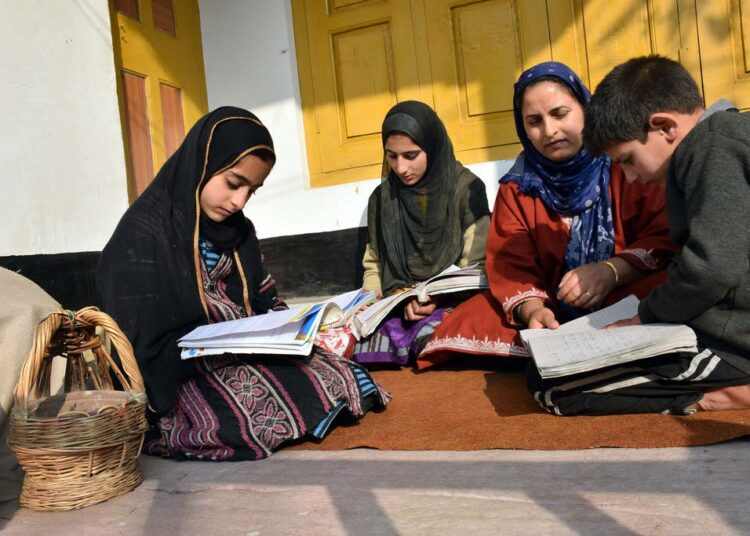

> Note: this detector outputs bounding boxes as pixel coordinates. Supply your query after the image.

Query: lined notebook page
[527,324,697,372]
[179,307,305,342]
[521,294,640,343]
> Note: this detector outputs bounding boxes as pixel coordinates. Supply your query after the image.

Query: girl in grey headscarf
[354,101,490,366]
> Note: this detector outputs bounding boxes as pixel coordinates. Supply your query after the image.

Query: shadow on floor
[8,441,750,535]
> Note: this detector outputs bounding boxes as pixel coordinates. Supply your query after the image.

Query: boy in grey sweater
[529,56,750,415]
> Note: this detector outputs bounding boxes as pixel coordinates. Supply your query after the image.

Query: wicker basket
[9,307,148,511]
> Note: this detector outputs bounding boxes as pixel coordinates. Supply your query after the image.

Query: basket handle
[77,307,145,394]
[14,307,146,409]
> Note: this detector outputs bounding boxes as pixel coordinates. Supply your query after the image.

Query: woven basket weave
[9,307,148,511]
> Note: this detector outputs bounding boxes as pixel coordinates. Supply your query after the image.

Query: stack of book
[179,288,374,359]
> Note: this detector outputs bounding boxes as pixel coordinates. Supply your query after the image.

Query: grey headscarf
[368,100,489,294]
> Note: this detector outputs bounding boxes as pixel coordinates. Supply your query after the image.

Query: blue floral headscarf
[501,62,614,317]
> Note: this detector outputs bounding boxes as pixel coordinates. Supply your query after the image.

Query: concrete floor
[2,440,749,535]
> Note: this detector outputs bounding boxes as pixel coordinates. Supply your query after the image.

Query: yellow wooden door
[418,0,688,164]
[695,0,750,111]
[292,0,433,187]
[110,0,208,199]
[293,0,694,186]
[424,0,577,162]
[576,0,689,86]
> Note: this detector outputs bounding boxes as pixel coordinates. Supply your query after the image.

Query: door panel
[120,71,154,196]
[159,83,185,158]
[293,0,432,186]
[425,0,554,159]
[579,0,683,87]
[696,0,750,110]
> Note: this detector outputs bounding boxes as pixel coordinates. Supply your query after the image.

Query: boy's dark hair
[583,55,704,155]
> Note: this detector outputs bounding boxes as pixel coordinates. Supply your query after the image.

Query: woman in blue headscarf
[418,62,676,368]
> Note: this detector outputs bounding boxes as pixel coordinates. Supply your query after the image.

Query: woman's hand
[404,297,437,322]
[520,299,560,329]
[557,262,618,309]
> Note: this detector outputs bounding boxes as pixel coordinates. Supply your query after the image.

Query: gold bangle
[603,260,620,284]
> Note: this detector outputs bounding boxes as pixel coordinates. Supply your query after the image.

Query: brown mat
[292,366,750,451]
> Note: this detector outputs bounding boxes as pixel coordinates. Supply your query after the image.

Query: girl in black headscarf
[353,101,491,366]
[98,107,389,461]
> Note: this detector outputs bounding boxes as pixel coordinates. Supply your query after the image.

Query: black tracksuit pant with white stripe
[528,348,750,416]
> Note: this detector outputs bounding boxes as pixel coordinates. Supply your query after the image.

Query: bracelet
[603,260,620,284]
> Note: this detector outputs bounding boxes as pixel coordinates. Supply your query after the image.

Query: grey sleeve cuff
[638,299,660,324]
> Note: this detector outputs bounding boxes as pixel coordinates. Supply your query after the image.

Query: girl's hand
[557,262,617,309]
[521,299,560,329]
[404,297,437,322]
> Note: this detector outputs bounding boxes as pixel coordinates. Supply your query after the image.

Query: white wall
[0,0,511,256]
[0,0,129,256]
[199,0,512,240]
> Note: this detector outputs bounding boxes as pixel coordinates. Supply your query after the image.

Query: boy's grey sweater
[639,109,750,369]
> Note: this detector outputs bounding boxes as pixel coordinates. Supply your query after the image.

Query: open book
[353,265,488,338]
[520,295,698,378]
[178,288,374,359]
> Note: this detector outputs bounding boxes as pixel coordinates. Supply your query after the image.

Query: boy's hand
[605,314,642,329]
[404,297,436,322]
[557,263,617,308]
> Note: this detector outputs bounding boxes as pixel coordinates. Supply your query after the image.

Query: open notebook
[178,288,374,359]
[520,295,698,378]
[353,265,488,338]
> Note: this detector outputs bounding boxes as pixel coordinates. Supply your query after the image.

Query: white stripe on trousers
[538,350,723,408]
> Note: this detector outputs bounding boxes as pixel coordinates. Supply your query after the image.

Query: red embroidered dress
[418,165,676,367]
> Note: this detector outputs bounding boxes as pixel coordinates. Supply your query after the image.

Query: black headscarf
[368,100,489,294]
[97,107,276,417]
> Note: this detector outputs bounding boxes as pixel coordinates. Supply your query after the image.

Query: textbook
[353,265,488,338]
[520,295,698,379]
[178,288,374,359]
